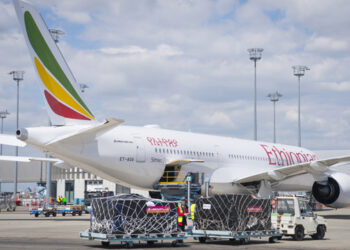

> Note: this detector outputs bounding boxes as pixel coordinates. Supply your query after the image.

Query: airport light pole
[0,110,10,155]
[248,48,264,141]
[49,28,65,43]
[9,70,24,197]
[45,29,64,207]
[267,91,282,143]
[79,83,89,93]
[292,65,310,147]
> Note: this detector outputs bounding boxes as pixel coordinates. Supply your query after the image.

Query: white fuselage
[22,124,318,192]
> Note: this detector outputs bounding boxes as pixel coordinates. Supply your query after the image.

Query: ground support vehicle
[271,196,327,241]
[80,231,186,247]
[59,208,83,216]
[0,195,16,212]
[30,207,57,217]
[188,229,281,245]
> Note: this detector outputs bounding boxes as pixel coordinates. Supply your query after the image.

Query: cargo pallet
[80,231,186,247]
[188,229,282,244]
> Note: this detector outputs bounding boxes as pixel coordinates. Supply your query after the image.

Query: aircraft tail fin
[13,0,95,125]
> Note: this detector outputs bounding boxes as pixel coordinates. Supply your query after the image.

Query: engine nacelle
[312,172,350,208]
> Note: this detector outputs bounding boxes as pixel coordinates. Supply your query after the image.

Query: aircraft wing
[0,134,27,147]
[0,155,60,163]
[234,155,350,184]
[166,159,204,166]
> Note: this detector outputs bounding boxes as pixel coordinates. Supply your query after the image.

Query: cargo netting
[194,194,272,231]
[90,194,181,235]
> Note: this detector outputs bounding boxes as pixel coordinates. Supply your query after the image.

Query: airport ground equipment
[190,194,281,244]
[80,231,186,247]
[0,194,16,212]
[30,207,57,217]
[58,205,85,216]
[271,196,327,240]
[82,193,184,247]
[188,229,281,244]
[155,171,202,202]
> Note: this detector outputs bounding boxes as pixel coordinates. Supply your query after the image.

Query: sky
[1,0,350,155]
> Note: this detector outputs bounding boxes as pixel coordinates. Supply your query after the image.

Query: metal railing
[159,171,187,184]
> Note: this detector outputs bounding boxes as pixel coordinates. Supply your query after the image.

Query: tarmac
[0,207,350,250]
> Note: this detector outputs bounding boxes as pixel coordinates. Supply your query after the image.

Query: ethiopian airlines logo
[260,144,316,166]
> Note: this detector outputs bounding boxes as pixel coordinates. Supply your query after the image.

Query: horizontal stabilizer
[166,159,204,166]
[47,118,124,145]
[0,134,27,147]
[0,155,60,163]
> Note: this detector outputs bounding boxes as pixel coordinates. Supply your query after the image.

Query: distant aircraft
[1,0,350,208]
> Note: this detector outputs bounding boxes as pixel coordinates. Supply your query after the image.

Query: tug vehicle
[271,196,326,241]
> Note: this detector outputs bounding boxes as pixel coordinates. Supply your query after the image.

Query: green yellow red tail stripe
[24,10,94,120]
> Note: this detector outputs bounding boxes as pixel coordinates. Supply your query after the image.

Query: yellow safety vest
[191,204,196,220]
[178,205,183,224]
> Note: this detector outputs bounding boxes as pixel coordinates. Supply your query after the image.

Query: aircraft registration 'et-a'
[2,0,350,208]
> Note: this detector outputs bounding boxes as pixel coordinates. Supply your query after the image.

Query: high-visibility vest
[178,205,183,225]
[191,204,196,220]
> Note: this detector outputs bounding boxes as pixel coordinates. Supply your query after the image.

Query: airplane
[1,0,350,208]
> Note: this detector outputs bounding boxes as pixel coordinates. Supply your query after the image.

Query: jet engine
[312,172,350,208]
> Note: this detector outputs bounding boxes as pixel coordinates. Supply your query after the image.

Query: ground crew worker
[190,203,196,220]
[177,199,188,231]
[57,196,62,205]
[62,196,67,205]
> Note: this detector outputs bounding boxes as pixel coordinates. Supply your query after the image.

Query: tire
[199,237,206,243]
[239,238,248,245]
[62,212,66,216]
[34,213,39,217]
[45,213,50,217]
[53,213,57,217]
[72,212,76,216]
[269,237,278,243]
[312,225,326,240]
[147,241,155,246]
[78,211,82,216]
[293,226,304,241]
[101,241,110,247]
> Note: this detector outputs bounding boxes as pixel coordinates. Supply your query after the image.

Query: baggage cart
[59,209,83,216]
[29,207,57,217]
[80,231,186,247]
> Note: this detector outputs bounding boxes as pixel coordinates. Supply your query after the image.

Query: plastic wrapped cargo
[194,194,272,232]
[90,194,180,235]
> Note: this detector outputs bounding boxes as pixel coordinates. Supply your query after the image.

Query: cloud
[319,82,350,92]
[1,0,350,151]
[305,36,348,52]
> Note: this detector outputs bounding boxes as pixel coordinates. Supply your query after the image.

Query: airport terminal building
[0,161,147,202]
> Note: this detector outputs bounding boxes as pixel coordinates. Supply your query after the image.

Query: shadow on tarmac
[322,214,350,220]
